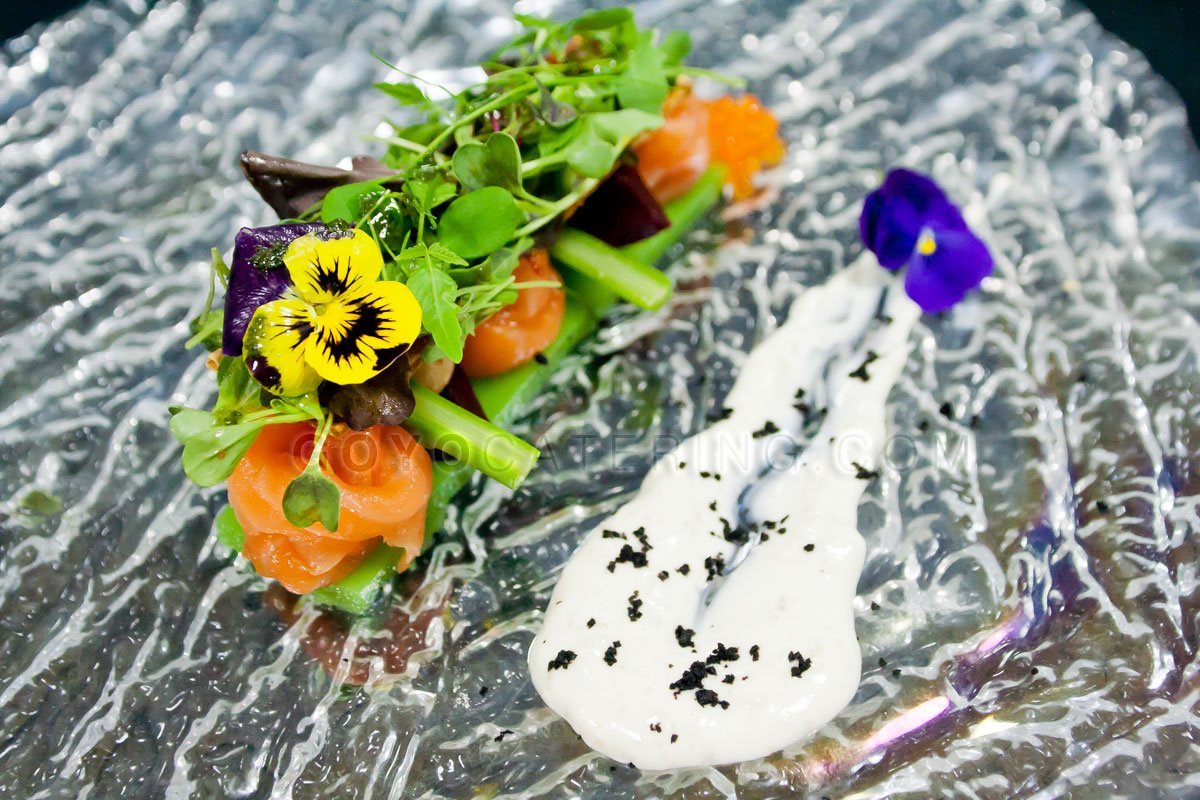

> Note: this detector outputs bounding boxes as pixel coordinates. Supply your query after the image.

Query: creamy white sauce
[529,260,920,770]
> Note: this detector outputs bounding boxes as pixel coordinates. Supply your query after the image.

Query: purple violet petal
[880,168,967,230]
[569,164,671,247]
[865,192,922,270]
[221,223,326,356]
[902,225,994,313]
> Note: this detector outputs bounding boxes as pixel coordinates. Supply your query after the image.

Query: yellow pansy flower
[243,229,422,396]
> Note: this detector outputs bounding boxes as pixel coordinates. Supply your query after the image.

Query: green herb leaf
[407,260,465,362]
[180,420,264,487]
[213,357,262,421]
[185,309,223,351]
[452,132,522,192]
[405,173,458,228]
[270,393,324,421]
[560,109,664,178]
[426,241,469,266]
[19,488,63,516]
[660,29,692,66]
[169,407,217,444]
[321,179,388,223]
[374,81,432,107]
[437,187,523,259]
[534,85,578,129]
[567,7,634,33]
[615,29,669,113]
[282,468,341,532]
[215,504,245,550]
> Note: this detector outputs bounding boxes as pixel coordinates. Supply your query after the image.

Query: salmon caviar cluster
[706,95,786,200]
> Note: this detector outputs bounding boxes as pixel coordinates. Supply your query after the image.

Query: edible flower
[859,168,993,312]
[242,228,422,396]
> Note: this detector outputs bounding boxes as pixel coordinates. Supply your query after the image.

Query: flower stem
[405,384,540,490]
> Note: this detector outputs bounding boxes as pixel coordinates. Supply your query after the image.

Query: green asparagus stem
[550,229,674,310]
[406,384,541,490]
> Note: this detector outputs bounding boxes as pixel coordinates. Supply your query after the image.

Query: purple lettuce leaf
[568,164,670,247]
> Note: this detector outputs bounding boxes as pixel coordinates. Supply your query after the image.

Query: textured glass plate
[3,0,1200,797]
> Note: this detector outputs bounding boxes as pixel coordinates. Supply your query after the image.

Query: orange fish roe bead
[706,94,785,200]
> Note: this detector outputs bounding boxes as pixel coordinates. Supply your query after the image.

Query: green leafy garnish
[281,414,341,532]
[452,133,522,191]
[436,187,523,259]
[406,256,465,362]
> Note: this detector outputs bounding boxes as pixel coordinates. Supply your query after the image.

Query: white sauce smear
[529,260,920,769]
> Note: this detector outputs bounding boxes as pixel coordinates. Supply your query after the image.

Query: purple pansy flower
[221,223,325,356]
[859,168,993,313]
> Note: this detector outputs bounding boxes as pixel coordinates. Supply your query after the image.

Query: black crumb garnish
[870,601,881,611]
[608,543,649,572]
[534,352,549,365]
[722,674,735,684]
[848,350,879,382]
[804,543,815,552]
[632,527,650,549]
[626,591,643,621]
[892,668,901,677]
[878,658,887,668]
[494,729,514,742]
[657,570,670,581]
[1096,500,1111,513]
[671,734,679,743]
[694,689,729,709]
[852,461,880,480]
[677,564,691,576]
[751,420,780,439]
[938,401,954,419]
[704,554,726,581]
[1031,667,1039,675]
[878,313,894,324]
[604,641,622,666]
[675,625,696,648]
[1077,370,1090,384]
[749,645,760,661]
[917,419,931,433]
[650,722,662,733]
[706,643,739,664]
[699,471,711,478]
[548,650,577,671]
[602,529,626,539]
[788,651,812,678]
[587,618,596,629]
[708,405,733,422]
[708,500,718,512]
[479,686,489,697]
[670,660,715,694]
[721,518,751,545]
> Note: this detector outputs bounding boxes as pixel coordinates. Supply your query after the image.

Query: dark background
[3,0,1198,144]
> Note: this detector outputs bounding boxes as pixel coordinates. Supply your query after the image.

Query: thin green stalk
[550,229,674,310]
[410,83,538,172]
[405,384,540,490]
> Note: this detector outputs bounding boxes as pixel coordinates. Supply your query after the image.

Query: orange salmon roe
[706,94,785,200]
